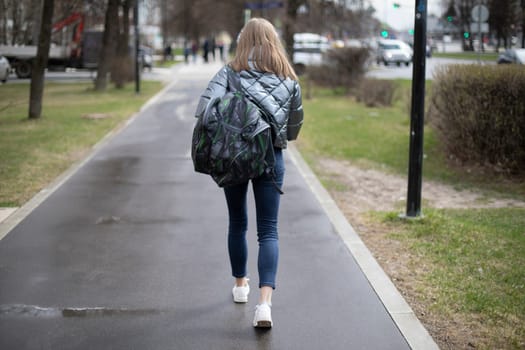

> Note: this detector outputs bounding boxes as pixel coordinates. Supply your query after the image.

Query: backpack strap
[226,66,242,92]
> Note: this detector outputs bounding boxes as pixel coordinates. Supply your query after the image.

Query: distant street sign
[245,1,284,10]
[470,22,489,33]
[471,5,489,22]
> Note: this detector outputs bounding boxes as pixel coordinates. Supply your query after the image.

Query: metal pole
[477,1,482,63]
[405,0,427,217]
[134,0,140,94]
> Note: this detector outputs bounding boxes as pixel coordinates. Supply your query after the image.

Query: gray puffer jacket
[195,65,303,149]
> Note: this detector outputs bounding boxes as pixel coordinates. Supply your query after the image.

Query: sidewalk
[0,61,438,349]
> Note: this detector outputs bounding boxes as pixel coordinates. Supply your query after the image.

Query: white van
[292,33,330,74]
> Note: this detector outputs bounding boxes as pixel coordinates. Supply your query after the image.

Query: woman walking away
[194,18,303,328]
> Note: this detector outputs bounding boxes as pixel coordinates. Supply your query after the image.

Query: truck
[0,13,102,79]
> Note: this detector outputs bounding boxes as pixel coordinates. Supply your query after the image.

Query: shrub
[356,79,396,107]
[429,64,525,175]
[307,47,370,92]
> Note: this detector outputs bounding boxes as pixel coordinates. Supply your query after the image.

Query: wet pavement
[0,61,436,349]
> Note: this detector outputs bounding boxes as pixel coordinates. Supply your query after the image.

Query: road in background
[2,66,176,84]
[367,57,490,80]
[1,57,493,84]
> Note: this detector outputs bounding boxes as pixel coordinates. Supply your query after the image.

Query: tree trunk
[94,0,119,91]
[10,1,19,44]
[522,0,525,48]
[28,0,54,119]
[1,0,7,44]
[284,0,303,59]
[112,0,133,88]
[161,0,168,49]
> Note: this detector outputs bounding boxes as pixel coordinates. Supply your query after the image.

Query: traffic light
[393,3,400,8]
[446,16,453,22]
[408,29,414,35]
[463,32,470,39]
[381,30,389,38]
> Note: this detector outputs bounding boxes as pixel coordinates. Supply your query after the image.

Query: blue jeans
[224,148,284,289]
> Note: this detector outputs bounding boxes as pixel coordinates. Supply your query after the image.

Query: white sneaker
[253,303,273,328]
[232,279,250,303]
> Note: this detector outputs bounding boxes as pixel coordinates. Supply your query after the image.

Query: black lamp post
[405,0,427,218]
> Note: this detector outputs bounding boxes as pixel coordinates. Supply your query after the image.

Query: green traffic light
[463,32,470,39]
[381,30,389,38]
[408,29,414,35]
[393,3,400,8]
[447,16,453,22]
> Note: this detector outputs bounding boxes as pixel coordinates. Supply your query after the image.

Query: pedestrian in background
[164,45,172,61]
[210,36,216,61]
[217,39,225,62]
[203,39,209,63]
[184,40,190,63]
[194,18,303,328]
[191,40,198,63]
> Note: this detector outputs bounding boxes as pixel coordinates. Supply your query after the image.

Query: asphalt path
[0,61,434,349]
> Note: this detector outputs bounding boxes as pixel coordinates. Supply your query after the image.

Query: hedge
[429,64,525,175]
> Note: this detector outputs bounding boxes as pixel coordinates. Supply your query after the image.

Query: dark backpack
[191,69,277,188]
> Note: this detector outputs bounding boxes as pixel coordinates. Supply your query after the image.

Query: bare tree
[284,0,305,57]
[442,0,522,50]
[1,0,7,44]
[522,0,525,47]
[22,0,42,44]
[9,0,22,44]
[1,0,87,45]
[162,0,245,52]
[94,0,119,91]
[489,0,520,49]
[156,0,375,59]
[54,0,84,16]
[28,0,54,119]
[112,0,134,88]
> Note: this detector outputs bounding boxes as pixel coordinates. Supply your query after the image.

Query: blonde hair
[230,18,298,80]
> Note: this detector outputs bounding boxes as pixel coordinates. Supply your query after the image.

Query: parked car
[376,39,413,66]
[138,46,153,71]
[497,48,525,65]
[426,44,432,58]
[0,54,11,83]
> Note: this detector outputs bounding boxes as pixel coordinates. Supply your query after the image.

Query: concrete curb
[287,144,440,350]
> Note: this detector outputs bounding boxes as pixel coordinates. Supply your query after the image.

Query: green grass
[298,81,449,178]
[0,81,163,206]
[298,95,409,169]
[433,51,498,62]
[381,208,525,348]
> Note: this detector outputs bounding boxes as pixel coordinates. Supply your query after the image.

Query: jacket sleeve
[195,66,229,118]
[286,81,304,141]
